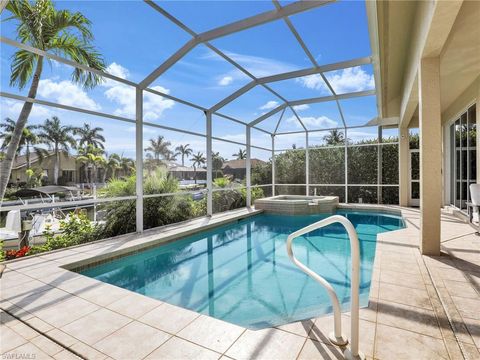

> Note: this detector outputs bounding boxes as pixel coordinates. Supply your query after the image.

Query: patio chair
[467,184,480,235]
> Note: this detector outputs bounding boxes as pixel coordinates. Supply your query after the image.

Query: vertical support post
[344,127,348,203]
[477,84,480,182]
[206,111,213,216]
[272,134,276,196]
[135,88,143,233]
[399,126,409,206]
[419,57,441,256]
[246,125,252,207]
[377,126,382,204]
[306,131,310,196]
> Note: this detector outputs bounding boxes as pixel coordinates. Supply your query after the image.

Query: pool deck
[1,206,479,359]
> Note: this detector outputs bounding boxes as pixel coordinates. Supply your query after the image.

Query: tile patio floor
[1,207,479,360]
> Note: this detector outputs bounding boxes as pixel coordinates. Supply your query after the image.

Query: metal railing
[286,215,364,360]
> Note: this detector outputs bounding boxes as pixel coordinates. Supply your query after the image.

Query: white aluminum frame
[0,1,397,234]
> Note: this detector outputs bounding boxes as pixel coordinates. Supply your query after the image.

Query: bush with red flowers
[5,246,30,260]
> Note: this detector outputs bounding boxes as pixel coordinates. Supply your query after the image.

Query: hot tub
[254,195,339,215]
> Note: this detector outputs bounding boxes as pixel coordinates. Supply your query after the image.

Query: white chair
[468,184,480,234]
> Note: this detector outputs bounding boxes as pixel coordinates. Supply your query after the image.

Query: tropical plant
[75,123,105,149]
[37,116,76,185]
[323,129,345,146]
[0,0,105,200]
[212,151,224,178]
[99,169,195,236]
[104,153,120,180]
[175,144,193,166]
[0,118,47,170]
[29,212,99,254]
[232,148,246,160]
[118,153,135,177]
[144,136,172,163]
[76,144,104,186]
[191,152,206,184]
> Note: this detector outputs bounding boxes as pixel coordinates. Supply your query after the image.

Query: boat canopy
[13,186,80,198]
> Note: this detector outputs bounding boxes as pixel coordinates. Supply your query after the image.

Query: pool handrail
[286,215,364,360]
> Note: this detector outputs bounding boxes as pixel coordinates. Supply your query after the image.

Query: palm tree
[75,123,105,149]
[37,116,76,185]
[323,129,345,146]
[118,154,135,177]
[175,144,193,166]
[104,153,121,180]
[0,0,105,200]
[144,136,172,163]
[76,144,104,186]
[191,152,206,184]
[212,151,225,178]
[232,148,247,160]
[0,118,46,170]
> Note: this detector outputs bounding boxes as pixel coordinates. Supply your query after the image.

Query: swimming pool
[80,210,404,329]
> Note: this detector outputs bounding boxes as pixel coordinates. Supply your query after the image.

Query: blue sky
[0,0,377,163]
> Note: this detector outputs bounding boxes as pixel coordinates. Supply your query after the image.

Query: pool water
[81,211,404,329]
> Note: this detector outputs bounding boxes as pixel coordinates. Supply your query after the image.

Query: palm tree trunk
[193,166,197,184]
[54,145,60,185]
[0,57,43,200]
[181,154,185,167]
[26,143,30,170]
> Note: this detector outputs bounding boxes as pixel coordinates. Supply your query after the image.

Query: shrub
[5,246,30,260]
[29,212,99,254]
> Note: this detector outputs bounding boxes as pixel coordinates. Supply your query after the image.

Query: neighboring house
[166,162,207,181]
[222,159,266,180]
[9,150,77,186]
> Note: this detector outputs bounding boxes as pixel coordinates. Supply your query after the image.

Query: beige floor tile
[297,338,346,360]
[4,342,52,360]
[30,335,64,356]
[376,300,442,338]
[379,269,426,290]
[275,319,315,338]
[107,292,161,319]
[9,320,39,340]
[225,328,305,360]
[0,326,28,353]
[33,296,99,328]
[464,317,480,348]
[434,267,468,282]
[139,302,200,334]
[53,349,82,359]
[177,315,245,353]
[311,314,376,357]
[61,308,131,345]
[145,336,220,360]
[443,279,479,299]
[24,316,54,333]
[378,282,432,310]
[460,341,480,359]
[379,259,422,275]
[70,281,131,307]
[451,296,480,320]
[94,321,170,360]
[70,341,109,360]
[375,324,448,360]
[46,328,80,347]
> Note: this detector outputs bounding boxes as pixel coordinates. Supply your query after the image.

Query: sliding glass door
[449,104,477,210]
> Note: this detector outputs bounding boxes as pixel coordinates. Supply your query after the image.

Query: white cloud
[297,67,375,94]
[106,62,129,79]
[325,67,375,93]
[293,104,310,112]
[105,84,175,121]
[102,62,175,121]
[296,74,327,90]
[0,98,53,121]
[218,76,234,86]
[259,100,279,111]
[38,79,101,111]
[286,115,338,129]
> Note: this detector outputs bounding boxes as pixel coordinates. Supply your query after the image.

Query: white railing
[286,215,364,360]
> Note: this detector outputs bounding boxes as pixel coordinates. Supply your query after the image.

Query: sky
[0,0,379,164]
